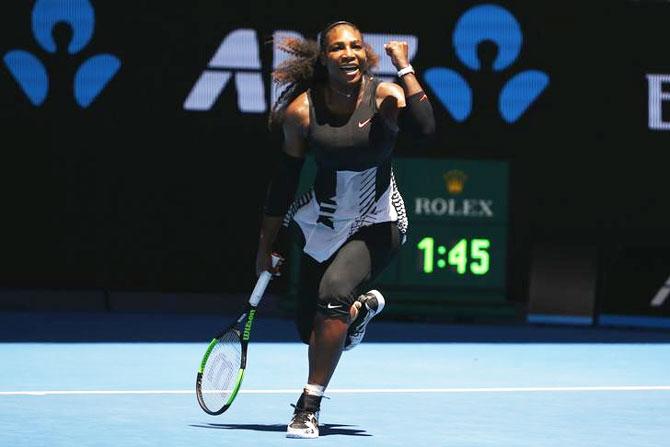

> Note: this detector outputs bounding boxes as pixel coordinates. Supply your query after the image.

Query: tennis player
[255,20,435,438]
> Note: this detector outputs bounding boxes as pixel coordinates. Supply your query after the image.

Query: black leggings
[294,222,402,344]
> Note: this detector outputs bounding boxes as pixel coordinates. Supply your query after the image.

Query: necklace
[329,83,356,99]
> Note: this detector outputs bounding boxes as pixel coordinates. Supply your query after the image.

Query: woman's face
[321,25,367,86]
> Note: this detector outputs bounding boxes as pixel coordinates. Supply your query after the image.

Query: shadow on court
[189,423,372,437]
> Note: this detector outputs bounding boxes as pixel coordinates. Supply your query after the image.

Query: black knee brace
[316,279,357,318]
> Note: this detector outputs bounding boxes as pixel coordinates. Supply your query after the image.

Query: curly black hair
[268,21,378,130]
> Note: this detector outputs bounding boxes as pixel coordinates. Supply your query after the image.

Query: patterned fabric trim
[390,171,408,235]
[283,190,314,228]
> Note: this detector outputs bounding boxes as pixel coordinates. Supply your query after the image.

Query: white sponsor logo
[358,117,372,128]
[646,74,670,131]
[650,274,670,307]
[183,29,266,113]
[414,197,494,217]
[184,28,418,117]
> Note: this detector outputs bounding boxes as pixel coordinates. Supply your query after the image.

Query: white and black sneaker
[344,290,385,351]
[286,393,321,439]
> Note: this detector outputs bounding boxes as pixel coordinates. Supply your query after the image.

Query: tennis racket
[196,253,282,415]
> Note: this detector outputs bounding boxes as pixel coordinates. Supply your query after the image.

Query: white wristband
[397,65,415,77]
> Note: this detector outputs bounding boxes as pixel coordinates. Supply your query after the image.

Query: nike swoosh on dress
[358,117,372,128]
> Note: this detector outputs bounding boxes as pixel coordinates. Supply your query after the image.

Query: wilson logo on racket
[196,254,281,416]
[243,309,256,341]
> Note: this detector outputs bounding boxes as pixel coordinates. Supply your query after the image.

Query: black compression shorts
[293,221,402,344]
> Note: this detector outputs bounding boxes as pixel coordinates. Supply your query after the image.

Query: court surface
[1,316,669,446]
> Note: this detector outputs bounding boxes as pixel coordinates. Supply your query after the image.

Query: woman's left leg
[287,239,372,438]
[308,239,372,386]
[288,223,401,438]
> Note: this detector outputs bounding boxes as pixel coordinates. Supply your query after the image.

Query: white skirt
[287,167,408,262]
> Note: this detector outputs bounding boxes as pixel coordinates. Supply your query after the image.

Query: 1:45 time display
[417,237,490,275]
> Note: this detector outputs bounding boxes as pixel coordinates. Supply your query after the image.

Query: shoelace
[349,308,372,336]
[290,404,318,424]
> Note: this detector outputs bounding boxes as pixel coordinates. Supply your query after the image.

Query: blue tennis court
[2,315,669,446]
[3,2,670,446]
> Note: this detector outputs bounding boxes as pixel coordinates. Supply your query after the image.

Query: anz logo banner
[3,1,547,124]
[184,3,549,125]
[3,0,121,108]
[424,4,549,123]
[183,29,417,114]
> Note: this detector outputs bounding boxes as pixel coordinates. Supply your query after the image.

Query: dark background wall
[0,1,666,310]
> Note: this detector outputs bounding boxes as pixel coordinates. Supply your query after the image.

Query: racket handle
[248,254,283,307]
[270,253,283,269]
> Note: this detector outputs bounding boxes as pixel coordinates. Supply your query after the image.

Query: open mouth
[339,64,359,76]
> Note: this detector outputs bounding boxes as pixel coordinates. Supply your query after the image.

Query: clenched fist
[384,41,410,70]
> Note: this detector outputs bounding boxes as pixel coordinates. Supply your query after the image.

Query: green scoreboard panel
[395,224,507,288]
[377,158,508,293]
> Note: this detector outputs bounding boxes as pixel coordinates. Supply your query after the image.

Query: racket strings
[199,329,242,412]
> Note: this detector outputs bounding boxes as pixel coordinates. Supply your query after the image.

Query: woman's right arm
[255,93,309,276]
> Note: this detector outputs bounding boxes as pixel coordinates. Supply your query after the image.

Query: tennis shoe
[286,393,321,439]
[344,290,385,351]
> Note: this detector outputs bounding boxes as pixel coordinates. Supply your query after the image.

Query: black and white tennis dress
[284,76,408,262]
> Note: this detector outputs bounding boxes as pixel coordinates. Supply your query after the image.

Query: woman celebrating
[255,20,435,438]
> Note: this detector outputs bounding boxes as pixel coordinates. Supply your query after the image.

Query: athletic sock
[303,383,325,397]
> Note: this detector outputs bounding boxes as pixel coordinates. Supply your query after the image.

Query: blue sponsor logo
[3,0,121,108]
[424,4,549,123]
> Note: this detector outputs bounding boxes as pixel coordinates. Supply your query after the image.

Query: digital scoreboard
[394,225,507,288]
[377,158,508,296]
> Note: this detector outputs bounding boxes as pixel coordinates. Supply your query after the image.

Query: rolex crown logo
[443,170,467,194]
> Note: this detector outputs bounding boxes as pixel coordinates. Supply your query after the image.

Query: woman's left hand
[384,41,410,70]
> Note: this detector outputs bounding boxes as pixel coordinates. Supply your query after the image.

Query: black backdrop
[0,1,666,303]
